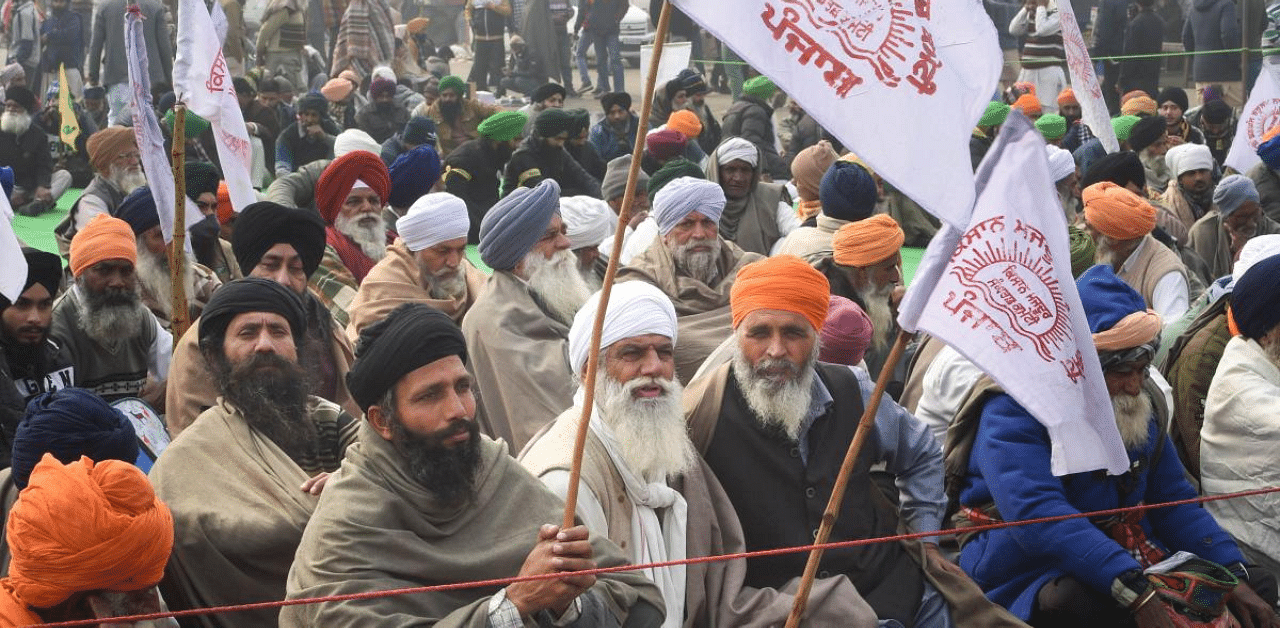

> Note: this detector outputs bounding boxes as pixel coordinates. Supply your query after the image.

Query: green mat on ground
[15,189,924,285]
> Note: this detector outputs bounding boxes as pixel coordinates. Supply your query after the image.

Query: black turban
[600,91,631,113]
[534,107,575,138]
[184,161,222,202]
[1127,116,1166,153]
[1082,151,1146,191]
[15,247,61,304]
[531,82,567,104]
[12,388,138,489]
[231,202,327,278]
[1231,254,1280,341]
[198,277,308,350]
[346,303,468,411]
[567,108,591,136]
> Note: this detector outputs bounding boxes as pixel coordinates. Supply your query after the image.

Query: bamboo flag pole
[169,103,192,345]
[784,329,913,627]
[562,0,674,529]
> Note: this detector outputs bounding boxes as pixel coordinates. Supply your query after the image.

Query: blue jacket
[588,114,637,162]
[958,393,1244,619]
[1182,0,1241,82]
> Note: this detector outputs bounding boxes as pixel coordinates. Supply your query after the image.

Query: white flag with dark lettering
[1054,0,1118,152]
[671,0,1002,230]
[897,112,1128,477]
[1225,61,1280,175]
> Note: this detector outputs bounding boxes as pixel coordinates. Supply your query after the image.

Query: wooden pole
[1240,0,1250,98]
[784,329,913,627]
[169,103,191,345]
[561,0,673,529]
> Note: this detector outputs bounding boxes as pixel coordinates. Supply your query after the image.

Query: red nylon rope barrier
[23,484,1280,627]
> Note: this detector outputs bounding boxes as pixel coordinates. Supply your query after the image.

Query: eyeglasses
[113,151,142,163]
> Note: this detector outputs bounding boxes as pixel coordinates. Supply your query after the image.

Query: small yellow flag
[57,64,79,149]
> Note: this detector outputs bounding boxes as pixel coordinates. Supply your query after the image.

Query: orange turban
[1263,124,1280,144]
[833,214,904,267]
[1083,181,1156,241]
[791,140,839,202]
[667,109,702,139]
[85,127,137,175]
[1121,95,1157,117]
[1012,94,1041,117]
[316,151,391,224]
[731,255,830,330]
[70,214,136,277]
[1120,89,1149,104]
[406,16,430,34]
[7,454,173,609]
[216,180,235,225]
[1057,88,1078,107]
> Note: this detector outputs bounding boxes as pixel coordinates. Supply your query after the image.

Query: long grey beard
[136,246,196,319]
[596,373,695,483]
[1112,392,1153,450]
[335,212,388,261]
[79,286,148,344]
[731,342,818,442]
[525,249,592,327]
[1265,339,1280,370]
[108,164,148,196]
[856,282,895,355]
[0,111,30,135]
[420,262,468,301]
[671,236,721,285]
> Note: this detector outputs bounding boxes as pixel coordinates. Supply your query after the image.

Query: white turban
[560,196,616,250]
[372,65,397,84]
[716,137,758,167]
[334,129,381,158]
[1165,143,1215,177]
[397,192,471,251]
[1045,145,1076,182]
[652,177,725,235]
[1233,234,1280,283]
[568,281,677,377]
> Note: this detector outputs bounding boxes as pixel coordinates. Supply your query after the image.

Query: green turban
[1035,114,1067,141]
[1068,225,1096,279]
[978,101,1010,128]
[439,75,466,96]
[647,157,705,198]
[478,111,528,142]
[1111,115,1140,142]
[163,108,211,138]
[742,75,776,101]
[533,108,575,138]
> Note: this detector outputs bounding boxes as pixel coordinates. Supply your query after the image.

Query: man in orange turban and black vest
[682,255,1020,628]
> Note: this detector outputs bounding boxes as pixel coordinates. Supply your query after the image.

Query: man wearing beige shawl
[703,137,797,256]
[521,281,878,628]
[346,192,486,341]
[617,177,762,383]
[151,278,360,628]
[284,303,664,627]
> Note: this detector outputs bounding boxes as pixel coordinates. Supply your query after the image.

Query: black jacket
[443,138,507,243]
[503,136,601,199]
[722,96,790,180]
[0,123,53,191]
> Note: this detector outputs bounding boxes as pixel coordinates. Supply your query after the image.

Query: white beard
[108,163,148,195]
[335,212,388,261]
[856,281,895,355]
[524,248,592,327]
[731,342,818,441]
[670,236,721,285]
[1112,392,1153,450]
[0,111,30,135]
[136,245,196,319]
[421,263,468,301]
[1265,338,1280,370]
[78,284,148,344]
[596,373,695,483]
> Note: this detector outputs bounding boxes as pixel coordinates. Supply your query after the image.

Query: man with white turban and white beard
[520,281,880,628]
[1046,144,1081,221]
[462,179,593,453]
[618,176,763,383]
[558,195,616,290]
[345,192,487,341]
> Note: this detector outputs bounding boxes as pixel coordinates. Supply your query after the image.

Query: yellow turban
[85,127,137,175]
[7,454,174,609]
[833,214,904,267]
[1083,181,1156,241]
[1120,96,1157,117]
[70,214,137,277]
[731,255,830,330]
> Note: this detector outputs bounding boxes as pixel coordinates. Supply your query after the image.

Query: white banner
[897,112,1128,477]
[126,7,202,247]
[1225,60,1280,175]
[1054,0,1118,152]
[671,0,1002,231]
[0,192,27,303]
[174,0,256,213]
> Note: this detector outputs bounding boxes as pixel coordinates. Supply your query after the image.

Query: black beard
[375,101,397,113]
[440,100,462,122]
[389,414,481,508]
[1063,113,1080,125]
[213,351,317,464]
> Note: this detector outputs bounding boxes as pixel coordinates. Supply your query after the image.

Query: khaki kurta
[461,270,576,454]
[1185,210,1280,280]
[617,235,763,383]
[282,421,665,626]
[521,406,880,628]
[776,214,850,264]
[1158,182,1211,244]
[150,396,357,628]
[345,239,487,343]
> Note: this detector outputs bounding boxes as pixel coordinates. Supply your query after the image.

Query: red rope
[23,484,1280,627]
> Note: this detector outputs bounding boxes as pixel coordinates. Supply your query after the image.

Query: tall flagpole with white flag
[1225,60,1280,175]
[1054,0,1118,152]
[173,0,256,212]
[670,0,1002,231]
[0,192,27,304]
[897,111,1129,478]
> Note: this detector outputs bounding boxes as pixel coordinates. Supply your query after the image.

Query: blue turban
[1076,264,1146,333]
[1231,254,1280,341]
[1258,132,1280,171]
[652,177,725,235]
[480,179,561,270]
[12,388,139,489]
[388,145,443,209]
[117,186,160,236]
[819,161,877,222]
[0,167,12,197]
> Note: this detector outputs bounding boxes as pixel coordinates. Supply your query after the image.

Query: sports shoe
[577,82,594,95]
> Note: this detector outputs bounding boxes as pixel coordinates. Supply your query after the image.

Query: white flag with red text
[0,193,27,303]
[897,112,1129,477]
[126,7,203,246]
[671,0,1002,230]
[1054,0,1118,152]
[173,0,255,212]
[1225,60,1280,175]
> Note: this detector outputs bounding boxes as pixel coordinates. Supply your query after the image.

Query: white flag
[0,193,27,303]
[897,112,1129,477]
[671,0,1002,231]
[174,0,256,212]
[1054,0,1117,152]
[126,7,203,246]
[1225,61,1280,175]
